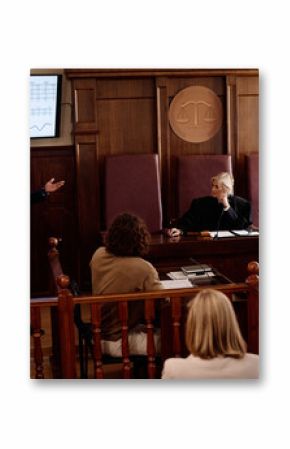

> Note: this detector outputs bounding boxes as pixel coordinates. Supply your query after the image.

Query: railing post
[30,307,44,379]
[91,303,104,379]
[145,298,156,379]
[57,275,77,378]
[171,297,182,357]
[119,301,131,379]
[246,261,259,354]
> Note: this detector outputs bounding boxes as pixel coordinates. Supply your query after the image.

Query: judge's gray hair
[211,172,234,194]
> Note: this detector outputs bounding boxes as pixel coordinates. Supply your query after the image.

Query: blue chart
[30,75,59,138]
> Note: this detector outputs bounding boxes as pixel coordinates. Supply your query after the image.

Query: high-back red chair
[178,154,232,215]
[105,154,163,233]
[246,153,259,227]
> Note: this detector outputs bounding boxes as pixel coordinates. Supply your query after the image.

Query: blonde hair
[185,289,246,359]
[211,172,234,195]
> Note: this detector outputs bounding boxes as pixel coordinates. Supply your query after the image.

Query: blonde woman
[162,289,259,379]
[167,172,252,237]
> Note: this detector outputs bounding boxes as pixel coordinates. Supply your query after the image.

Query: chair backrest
[246,153,259,227]
[178,154,232,215]
[105,154,163,232]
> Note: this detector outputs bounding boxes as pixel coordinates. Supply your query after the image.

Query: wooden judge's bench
[147,234,259,283]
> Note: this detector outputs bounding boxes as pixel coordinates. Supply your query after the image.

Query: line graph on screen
[30,75,61,138]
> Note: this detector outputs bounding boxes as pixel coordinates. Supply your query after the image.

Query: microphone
[213,209,224,240]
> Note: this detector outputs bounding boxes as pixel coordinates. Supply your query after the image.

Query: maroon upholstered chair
[178,154,232,215]
[105,154,163,233]
[246,153,259,227]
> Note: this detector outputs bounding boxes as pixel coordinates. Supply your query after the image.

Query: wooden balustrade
[119,301,131,379]
[30,307,44,379]
[57,279,76,379]
[246,261,259,354]
[145,298,156,379]
[30,238,259,379]
[91,303,103,379]
[30,296,58,379]
[171,297,182,358]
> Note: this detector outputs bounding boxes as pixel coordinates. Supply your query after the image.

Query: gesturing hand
[44,178,65,193]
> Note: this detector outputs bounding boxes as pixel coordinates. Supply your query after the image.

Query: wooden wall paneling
[31,147,77,296]
[167,76,227,96]
[156,77,171,226]
[95,77,155,98]
[236,75,259,198]
[237,76,259,95]
[96,98,157,155]
[72,79,100,290]
[73,78,97,133]
[226,76,237,163]
[75,136,101,291]
[95,77,158,229]
[95,77,156,156]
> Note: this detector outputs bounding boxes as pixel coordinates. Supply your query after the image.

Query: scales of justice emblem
[169,85,223,143]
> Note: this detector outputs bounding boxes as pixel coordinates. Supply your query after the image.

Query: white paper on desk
[161,279,193,289]
[232,229,259,236]
[167,271,188,280]
[209,231,234,238]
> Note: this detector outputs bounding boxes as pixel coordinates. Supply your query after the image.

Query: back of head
[105,212,150,257]
[211,172,234,195]
[186,289,246,359]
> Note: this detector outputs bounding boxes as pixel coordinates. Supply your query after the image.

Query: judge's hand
[166,227,182,237]
[216,191,230,209]
[168,235,181,242]
[44,178,65,193]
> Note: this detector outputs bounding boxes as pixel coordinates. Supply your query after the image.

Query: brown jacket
[90,247,163,340]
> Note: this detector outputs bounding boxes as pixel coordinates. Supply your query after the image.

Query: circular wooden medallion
[169,85,223,143]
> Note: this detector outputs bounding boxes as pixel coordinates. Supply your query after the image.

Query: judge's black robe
[175,195,252,233]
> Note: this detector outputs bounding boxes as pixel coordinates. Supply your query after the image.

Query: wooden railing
[30,238,259,379]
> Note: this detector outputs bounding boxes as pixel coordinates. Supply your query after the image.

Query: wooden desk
[147,234,259,282]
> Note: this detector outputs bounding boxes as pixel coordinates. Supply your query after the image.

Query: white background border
[1,1,289,447]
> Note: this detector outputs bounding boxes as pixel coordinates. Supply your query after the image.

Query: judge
[166,172,252,237]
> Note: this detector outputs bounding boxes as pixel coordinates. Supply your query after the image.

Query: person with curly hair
[90,212,163,356]
[162,289,259,379]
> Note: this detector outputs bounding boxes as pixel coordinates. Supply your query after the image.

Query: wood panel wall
[31,69,259,294]
[31,147,78,295]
